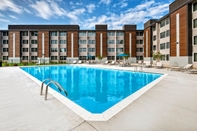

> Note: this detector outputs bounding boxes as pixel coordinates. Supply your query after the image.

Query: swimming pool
[20,65,164,120]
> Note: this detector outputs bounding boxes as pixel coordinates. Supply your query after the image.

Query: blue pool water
[21,65,162,113]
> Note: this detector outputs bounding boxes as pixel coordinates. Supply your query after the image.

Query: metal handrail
[40,78,68,100]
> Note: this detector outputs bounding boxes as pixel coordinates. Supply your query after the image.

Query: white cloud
[99,0,111,5]
[86,4,96,13]
[113,0,128,8]
[24,8,31,14]
[0,18,10,22]
[9,15,18,19]
[70,1,74,5]
[30,0,85,21]
[76,2,83,5]
[0,0,23,14]
[82,0,170,29]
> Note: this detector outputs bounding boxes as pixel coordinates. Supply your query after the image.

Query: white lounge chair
[155,62,163,68]
[78,60,82,64]
[143,61,151,67]
[189,69,197,74]
[103,61,109,64]
[110,61,116,65]
[36,59,41,65]
[73,60,77,64]
[182,64,193,72]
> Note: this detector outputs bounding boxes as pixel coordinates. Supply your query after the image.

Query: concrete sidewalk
[0,66,197,131]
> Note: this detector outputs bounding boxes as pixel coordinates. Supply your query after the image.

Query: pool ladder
[40,78,68,100]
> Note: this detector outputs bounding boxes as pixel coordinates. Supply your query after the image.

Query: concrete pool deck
[0,65,197,131]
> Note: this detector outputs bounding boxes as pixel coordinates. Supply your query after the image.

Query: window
[116,56,123,60]
[88,48,95,52]
[51,56,57,60]
[162,55,165,61]
[88,32,95,37]
[107,32,115,36]
[116,40,124,44]
[79,48,86,52]
[22,56,28,60]
[160,43,165,50]
[22,48,28,52]
[194,36,197,45]
[194,53,197,62]
[79,56,87,60]
[193,2,197,12]
[153,45,156,51]
[166,30,170,37]
[137,40,143,44]
[31,40,37,44]
[136,48,143,52]
[137,56,143,60]
[31,31,38,36]
[160,20,165,28]
[3,48,8,52]
[116,48,123,52]
[88,40,95,44]
[107,48,115,52]
[51,40,57,44]
[51,48,58,52]
[2,32,8,36]
[60,56,67,60]
[166,54,169,61]
[152,26,156,31]
[107,40,115,44]
[166,42,170,49]
[51,32,57,36]
[137,32,143,36]
[193,19,197,28]
[31,56,37,60]
[160,32,165,39]
[79,32,86,37]
[60,40,66,44]
[60,48,66,52]
[107,56,115,60]
[31,48,37,52]
[60,32,66,36]
[22,40,28,44]
[3,56,8,60]
[117,32,124,36]
[3,40,8,44]
[21,31,28,36]
[166,18,169,25]
[153,35,156,41]
[79,40,86,44]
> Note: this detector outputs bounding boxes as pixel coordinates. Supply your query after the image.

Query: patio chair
[155,62,163,68]
[110,61,116,65]
[103,61,109,65]
[73,60,77,64]
[36,59,41,65]
[78,60,82,64]
[167,66,181,71]
[143,61,151,67]
[182,64,193,72]
[189,69,197,74]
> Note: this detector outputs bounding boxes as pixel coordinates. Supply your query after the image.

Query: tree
[97,55,103,63]
[152,51,163,62]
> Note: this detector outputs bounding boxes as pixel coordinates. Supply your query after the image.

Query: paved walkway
[0,65,197,131]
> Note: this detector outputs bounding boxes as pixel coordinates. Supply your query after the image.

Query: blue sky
[0,0,173,30]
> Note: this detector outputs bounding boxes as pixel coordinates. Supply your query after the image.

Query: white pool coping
[19,66,167,121]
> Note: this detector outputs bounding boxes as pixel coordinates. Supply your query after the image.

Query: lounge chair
[78,60,82,64]
[103,61,109,65]
[73,60,77,64]
[168,64,193,72]
[143,61,151,67]
[36,59,41,65]
[155,62,163,68]
[110,61,116,65]
[189,69,197,74]
[182,64,193,72]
